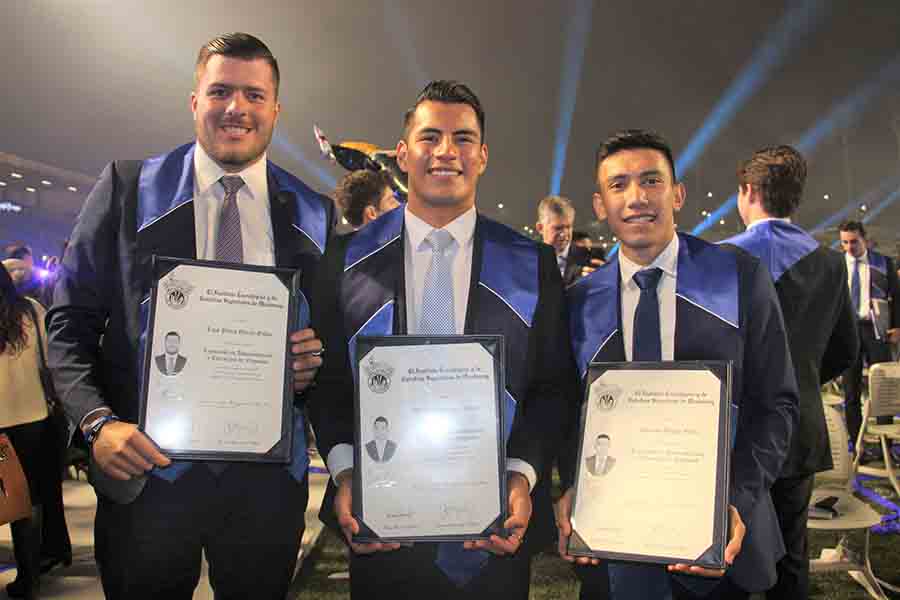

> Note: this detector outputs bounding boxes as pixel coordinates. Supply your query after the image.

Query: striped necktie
[216,176,245,263]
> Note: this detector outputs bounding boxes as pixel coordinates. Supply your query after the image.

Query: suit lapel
[136,143,197,260]
[568,259,624,379]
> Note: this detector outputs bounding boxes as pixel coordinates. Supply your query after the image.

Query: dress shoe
[6,576,39,599]
[39,552,72,575]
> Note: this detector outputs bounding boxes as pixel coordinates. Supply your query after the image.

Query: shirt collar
[193,142,268,203]
[619,233,679,287]
[747,216,791,230]
[405,205,477,252]
[848,250,868,263]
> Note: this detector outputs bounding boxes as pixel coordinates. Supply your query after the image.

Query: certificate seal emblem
[162,275,195,310]
[364,357,394,394]
[593,384,621,411]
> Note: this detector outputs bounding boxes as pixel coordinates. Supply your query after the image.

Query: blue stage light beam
[272,134,337,190]
[695,52,900,236]
[549,0,593,195]
[810,175,900,234]
[797,52,900,154]
[863,186,900,224]
[676,0,829,176]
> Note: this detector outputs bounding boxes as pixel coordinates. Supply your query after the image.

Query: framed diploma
[568,361,733,569]
[352,335,507,543]
[138,256,298,463]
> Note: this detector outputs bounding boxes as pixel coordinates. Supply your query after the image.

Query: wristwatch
[85,414,120,446]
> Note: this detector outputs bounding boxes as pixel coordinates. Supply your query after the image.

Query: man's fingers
[667,564,725,578]
[129,431,171,467]
[293,356,323,373]
[101,461,137,481]
[289,328,317,344]
[118,445,154,473]
[292,338,323,356]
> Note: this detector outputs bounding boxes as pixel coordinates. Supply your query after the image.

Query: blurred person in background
[334,169,400,230]
[0,264,61,599]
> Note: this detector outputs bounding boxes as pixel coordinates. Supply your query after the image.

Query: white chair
[808,404,888,599]
[854,362,900,500]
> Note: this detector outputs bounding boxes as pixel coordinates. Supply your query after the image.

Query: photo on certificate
[352,335,507,543]
[568,361,733,569]
[138,256,299,463]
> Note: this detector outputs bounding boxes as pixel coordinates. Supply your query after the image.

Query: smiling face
[374,419,389,442]
[191,55,280,172]
[397,100,487,225]
[593,148,684,266]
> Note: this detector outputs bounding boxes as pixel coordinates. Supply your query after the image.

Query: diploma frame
[352,335,508,543]
[568,361,733,569]
[138,256,299,463]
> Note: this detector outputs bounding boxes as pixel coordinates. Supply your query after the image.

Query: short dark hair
[839,220,866,239]
[737,145,807,218]
[5,244,32,260]
[403,80,486,142]
[195,33,280,96]
[333,170,393,228]
[596,434,610,442]
[595,129,677,183]
[374,416,389,427]
[165,331,181,340]
[572,231,591,244]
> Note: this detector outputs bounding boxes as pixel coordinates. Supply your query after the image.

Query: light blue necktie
[419,229,457,334]
[416,229,485,586]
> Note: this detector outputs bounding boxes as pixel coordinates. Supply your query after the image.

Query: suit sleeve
[507,246,580,485]
[731,258,799,525]
[888,257,900,329]
[46,162,125,427]
[306,234,355,474]
[821,256,859,383]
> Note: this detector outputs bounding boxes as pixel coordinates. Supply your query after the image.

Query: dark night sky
[3,0,900,251]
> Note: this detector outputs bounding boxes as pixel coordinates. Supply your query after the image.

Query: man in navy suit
[307,80,576,599]
[723,145,858,599]
[838,220,900,448]
[556,130,798,599]
[47,33,333,599]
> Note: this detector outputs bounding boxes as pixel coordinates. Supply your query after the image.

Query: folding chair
[854,362,900,500]
[808,404,887,599]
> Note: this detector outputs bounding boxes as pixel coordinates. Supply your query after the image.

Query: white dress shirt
[326,206,538,490]
[619,235,679,361]
[193,143,275,266]
[746,216,791,230]
[845,250,871,320]
[556,243,571,277]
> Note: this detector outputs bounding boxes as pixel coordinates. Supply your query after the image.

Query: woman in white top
[0,265,51,599]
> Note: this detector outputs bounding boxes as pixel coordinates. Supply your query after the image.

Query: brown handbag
[0,433,32,526]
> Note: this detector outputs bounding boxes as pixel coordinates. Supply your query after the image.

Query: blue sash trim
[296,290,311,329]
[722,221,817,284]
[478,219,539,328]
[869,251,889,299]
[567,261,620,379]
[348,301,395,384]
[502,390,517,442]
[345,207,404,271]
[676,234,739,329]
[269,162,328,255]
[137,142,195,232]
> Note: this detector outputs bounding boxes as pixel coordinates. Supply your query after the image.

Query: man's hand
[886,328,900,344]
[91,421,171,480]
[465,472,532,555]
[334,471,401,554]
[291,328,323,393]
[556,487,601,565]
[668,505,745,577]
[579,258,604,278]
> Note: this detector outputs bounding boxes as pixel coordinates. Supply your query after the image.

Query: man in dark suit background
[557,130,798,600]
[838,220,900,449]
[47,33,332,599]
[723,145,859,600]
[155,331,188,376]
[308,80,576,599]
[364,416,397,463]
